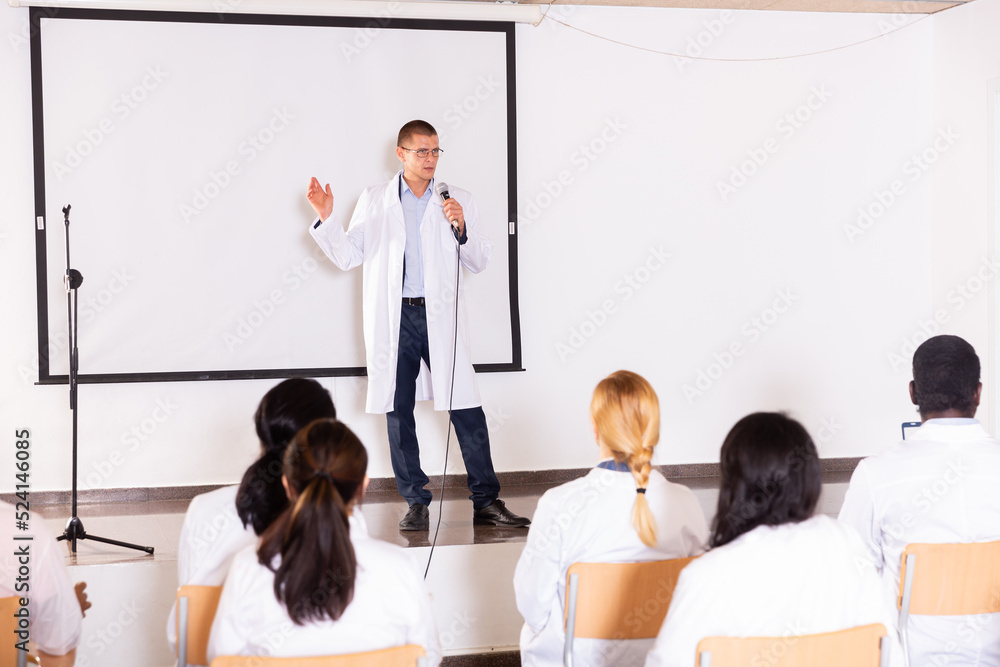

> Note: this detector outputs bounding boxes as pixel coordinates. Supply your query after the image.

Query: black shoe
[473,499,530,527]
[399,504,429,531]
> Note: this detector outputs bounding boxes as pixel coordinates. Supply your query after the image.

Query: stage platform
[23,469,853,666]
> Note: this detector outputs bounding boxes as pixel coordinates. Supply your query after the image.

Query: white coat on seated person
[167,485,372,654]
[0,500,83,658]
[206,513,439,665]
[167,485,254,654]
[514,466,709,667]
[309,171,491,414]
[838,419,1000,667]
[643,515,903,667]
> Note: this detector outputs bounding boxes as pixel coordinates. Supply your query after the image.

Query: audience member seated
[206,418,440,664]
[168,377,337,652]
[839,334,1000,665]
[1,500,91,666]
[645,412,902,667]
[513,370,709,667]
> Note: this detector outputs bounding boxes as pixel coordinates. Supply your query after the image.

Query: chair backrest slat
[208,644,426,666]
[898,541,1000,616]
[696,623,887,667]
[1,596,28,667]
[177,585,224,666]
[563,557,697,640]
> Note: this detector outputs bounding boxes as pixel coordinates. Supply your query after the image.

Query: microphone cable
[424,222,462,579]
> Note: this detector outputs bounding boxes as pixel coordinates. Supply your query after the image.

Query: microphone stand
[56,205,154,556]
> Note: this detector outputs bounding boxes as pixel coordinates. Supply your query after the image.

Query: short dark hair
[711,412,821,548]
[912,335,980,415]
[397,119,437,146]
[236,378,337,535]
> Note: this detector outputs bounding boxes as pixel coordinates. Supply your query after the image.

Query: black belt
[402,297,425,307]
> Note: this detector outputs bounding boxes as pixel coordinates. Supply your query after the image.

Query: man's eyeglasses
[400,147,443,158]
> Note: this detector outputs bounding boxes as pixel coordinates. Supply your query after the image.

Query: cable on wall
[534,3,932,62]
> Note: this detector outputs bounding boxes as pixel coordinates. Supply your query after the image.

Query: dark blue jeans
[386,303,501,510]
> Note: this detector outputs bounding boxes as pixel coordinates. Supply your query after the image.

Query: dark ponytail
[258,419,367,625]
[236,378,336,535]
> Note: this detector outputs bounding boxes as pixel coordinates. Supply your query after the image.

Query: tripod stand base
[57,516,155,555]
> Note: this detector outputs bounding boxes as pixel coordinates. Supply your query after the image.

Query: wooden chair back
[695,623,889,667]
[897,540,1000,665]
[563,557,697,667]
[177,585,223,667]
[898,540,1000,615]
[209,644,427,666]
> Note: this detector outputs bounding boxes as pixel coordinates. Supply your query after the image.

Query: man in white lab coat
[306,120,529,531]
[839,334,1000,666]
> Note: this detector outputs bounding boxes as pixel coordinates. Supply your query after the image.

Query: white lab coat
[645,515,904,667]
[167,485,256,655]
[168,486,374,657]
[0,501,82,656]
[513,467,709,667]
[206,515,440,665]
[838,419,1000,667]
[310,172,492,414]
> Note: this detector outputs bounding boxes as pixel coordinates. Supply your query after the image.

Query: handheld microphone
[435,181,461,242]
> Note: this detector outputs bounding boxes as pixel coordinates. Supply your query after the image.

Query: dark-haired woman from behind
[207,419,440,664]
[644,412,902,667]
[169,377,336,655]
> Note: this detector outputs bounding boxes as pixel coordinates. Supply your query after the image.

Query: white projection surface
[35,12,516,380]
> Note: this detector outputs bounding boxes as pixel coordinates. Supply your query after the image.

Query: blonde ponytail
[591,371,660,547]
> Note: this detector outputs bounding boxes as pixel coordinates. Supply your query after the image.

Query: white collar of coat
[907,418,991,442]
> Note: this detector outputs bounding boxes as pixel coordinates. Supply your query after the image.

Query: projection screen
[30,7,521,384]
